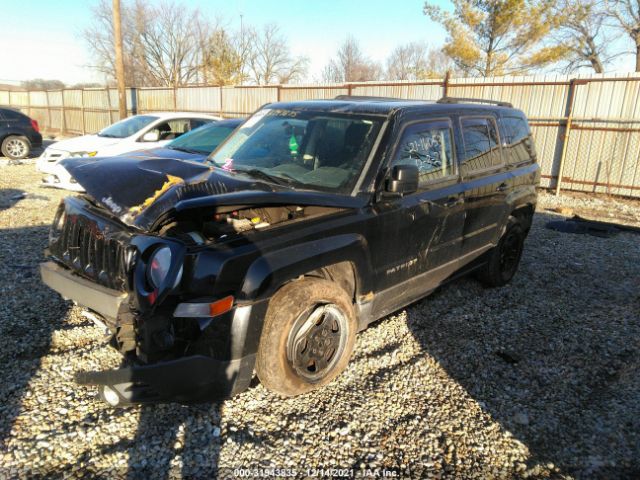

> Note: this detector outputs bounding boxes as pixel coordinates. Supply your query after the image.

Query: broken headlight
[49,203,66,245]
[146,246,182,289]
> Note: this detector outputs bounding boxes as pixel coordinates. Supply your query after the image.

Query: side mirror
[141,130,160,142]
[385,164,419,195]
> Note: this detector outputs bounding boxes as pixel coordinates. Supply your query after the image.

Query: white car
[37,112,221,191]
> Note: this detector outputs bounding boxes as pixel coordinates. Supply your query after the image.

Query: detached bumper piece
[75,354,256,406]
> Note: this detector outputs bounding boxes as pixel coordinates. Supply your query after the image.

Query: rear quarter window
[502,115,530,144]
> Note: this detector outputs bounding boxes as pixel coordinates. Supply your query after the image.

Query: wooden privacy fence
[1,72,639,197]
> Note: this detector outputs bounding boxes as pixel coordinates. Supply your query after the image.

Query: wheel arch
[238,233,373,304]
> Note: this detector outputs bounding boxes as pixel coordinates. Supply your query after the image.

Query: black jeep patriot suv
[40,96,539,405]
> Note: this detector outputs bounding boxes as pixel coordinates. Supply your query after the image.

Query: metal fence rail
[2,73,639,197]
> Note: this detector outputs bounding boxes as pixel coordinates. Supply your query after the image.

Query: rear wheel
[256,277,357,397]
[476,216,526,287]
[1,135,31,160]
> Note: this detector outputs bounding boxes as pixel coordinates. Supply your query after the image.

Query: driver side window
[141,119,192,142]
[392,120,455,183]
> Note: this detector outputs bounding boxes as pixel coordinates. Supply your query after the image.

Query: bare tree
[84,1,306,86]
[386,43,428,80]
[246,24,309,85]
[552,0,614,73]
[131,1,201,87]
[83,0,142,85]
[322,36,383,82]
[605,0,640,71]
[386,42,456,80]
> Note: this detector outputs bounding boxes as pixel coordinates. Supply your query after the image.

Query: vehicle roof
[216,118,244,126]
[0,106,28,115]
[264,99,522,117]
[139,111,221,120]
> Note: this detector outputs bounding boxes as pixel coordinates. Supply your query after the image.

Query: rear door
[459,115,509,258]
[370,118,465,316]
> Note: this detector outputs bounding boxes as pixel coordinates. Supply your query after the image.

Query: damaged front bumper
[40,260,261,406]
[76,354,256,406]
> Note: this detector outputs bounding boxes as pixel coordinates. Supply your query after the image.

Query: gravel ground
[0,165,639,479]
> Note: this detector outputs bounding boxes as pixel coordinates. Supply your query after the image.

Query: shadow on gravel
[402,212,640,479]
[0,189,27,210]
[0,225,71,450]
[121,402,224,479]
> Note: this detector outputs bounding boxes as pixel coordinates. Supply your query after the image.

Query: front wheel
[1,135,31,160]
[256,277,357,397]
[476,216,526,287]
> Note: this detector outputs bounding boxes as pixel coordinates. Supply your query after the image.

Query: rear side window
[392,120,455,183]
[460,117,502,172]
[190,118,210,130]
[502,116,530,144]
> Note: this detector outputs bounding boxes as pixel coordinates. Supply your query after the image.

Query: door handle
[496,183,508,192]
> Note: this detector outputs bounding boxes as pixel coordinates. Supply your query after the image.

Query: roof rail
[334,95,418,102]
[437,97,513,108]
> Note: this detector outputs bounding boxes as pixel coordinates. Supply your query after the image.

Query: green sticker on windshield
[289,134,299,155]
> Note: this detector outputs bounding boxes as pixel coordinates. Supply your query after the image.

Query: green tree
[202,29,247,86]
[424,0,566,76]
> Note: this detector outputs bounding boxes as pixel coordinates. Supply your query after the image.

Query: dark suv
[40,97,539,405]
[0,107,43,160]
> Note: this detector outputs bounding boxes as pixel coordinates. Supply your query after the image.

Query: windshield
[98,115,158,138]
[168,122,238,155]
[209,109,384,193]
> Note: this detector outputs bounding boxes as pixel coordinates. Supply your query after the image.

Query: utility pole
[112,0,127,119]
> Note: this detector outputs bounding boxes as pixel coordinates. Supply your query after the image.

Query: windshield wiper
[98,133,119,138]
[168,146,203,154]
[233,168,292,186]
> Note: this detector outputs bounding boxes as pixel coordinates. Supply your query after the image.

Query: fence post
[46,90,51,133]
[60,90,67,136]
[219,87,223,118]
[80,89,86,135]
[130,87,138,115]
[443,70,451,98]
[173,87,177,111]
[277,85,281,102]
[555,78,585,195]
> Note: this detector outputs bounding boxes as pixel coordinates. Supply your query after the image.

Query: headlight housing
[49,203,66,244]
[146,246,182,289]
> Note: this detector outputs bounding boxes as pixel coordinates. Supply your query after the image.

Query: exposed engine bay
[161,204,344,242]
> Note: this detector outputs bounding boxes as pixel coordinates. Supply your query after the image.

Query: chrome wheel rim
[287,304,349,383]
[6,139,27,158]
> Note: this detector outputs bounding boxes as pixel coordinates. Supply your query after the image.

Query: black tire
[476,216,526,287]
[1,135,31,160]
[256,277,357,397]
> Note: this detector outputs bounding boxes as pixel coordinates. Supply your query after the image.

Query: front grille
[51,206,131,291]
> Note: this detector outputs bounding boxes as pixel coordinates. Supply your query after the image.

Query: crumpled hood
[120,147,206,162]
[46,134,120,154]
[61,157,365,231]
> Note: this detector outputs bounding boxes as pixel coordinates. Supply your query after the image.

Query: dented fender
[238,233,374,303]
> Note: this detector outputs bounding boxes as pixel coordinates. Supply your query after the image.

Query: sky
[0,0,635,86]
[0,0,449,85]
